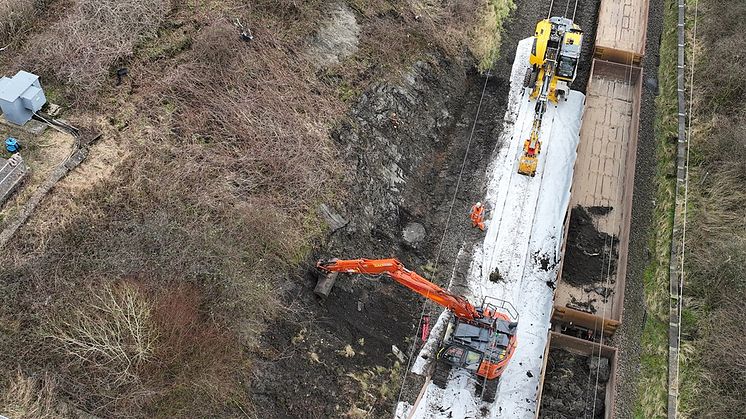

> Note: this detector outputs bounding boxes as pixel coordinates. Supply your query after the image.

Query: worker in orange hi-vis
[470,202,486,231]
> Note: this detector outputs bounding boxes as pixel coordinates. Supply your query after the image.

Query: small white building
[0,70,47,126]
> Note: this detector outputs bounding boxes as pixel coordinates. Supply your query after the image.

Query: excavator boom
[316,258,481,320]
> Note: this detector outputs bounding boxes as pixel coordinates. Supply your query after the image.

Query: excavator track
[431,360,451,389]
[477,378,499,403]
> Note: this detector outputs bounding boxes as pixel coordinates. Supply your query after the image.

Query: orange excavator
[316,258,519,402]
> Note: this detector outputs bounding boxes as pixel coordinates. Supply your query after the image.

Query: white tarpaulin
[398,36,585,419]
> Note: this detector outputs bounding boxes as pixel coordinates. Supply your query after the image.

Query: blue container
[5,137,19,153]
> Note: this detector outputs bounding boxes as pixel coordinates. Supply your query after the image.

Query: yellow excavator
[518,17,583,177]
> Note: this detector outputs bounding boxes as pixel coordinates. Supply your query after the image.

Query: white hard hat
[476,202,482,207]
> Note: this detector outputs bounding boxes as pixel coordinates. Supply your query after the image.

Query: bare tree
[48,282,157,386]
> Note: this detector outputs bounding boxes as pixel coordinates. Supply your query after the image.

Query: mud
[249,54,501,417]
[535,250,558,272]
[539,348,608,419]
[490,268,505,283]
[562,205,619,287]
[587,205,613,216]
[249,0,608,415]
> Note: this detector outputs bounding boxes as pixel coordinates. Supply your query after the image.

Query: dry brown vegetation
[0,0,514,416]
[0,0,47,46]
[20,0,171,103]
[679,0,746,416]
[0,370,64,419]
[36,280,245,416]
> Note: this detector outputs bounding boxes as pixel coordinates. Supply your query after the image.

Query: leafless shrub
[49,282,157,387]
[143,283,245,415]
[40,279,245,416]
[0,0,45,46]
[165,20,343,213]
[0,1,519,416]
[0,370,64,419]
[22,0,170,103]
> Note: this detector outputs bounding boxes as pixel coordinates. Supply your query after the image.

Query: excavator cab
[431,298,519,402]
[555,20,583,83]
[314,258,519,403]
[527,17,583,103]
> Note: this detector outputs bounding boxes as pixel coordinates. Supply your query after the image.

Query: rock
[593,286,613,298]
[587,356,610,383]
[318,203,348,232]
[489,268,504,283]
[549,398,564,409]
[402,222,426,246]
[568,399,586,414]
[391,345,406,363]
[308,3,360,67]
[644,76,659,95]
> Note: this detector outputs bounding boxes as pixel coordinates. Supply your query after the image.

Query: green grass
[473,0,516,71]
[636,313,668,419]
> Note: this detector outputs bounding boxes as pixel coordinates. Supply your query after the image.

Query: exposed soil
[587,205,613,216]
[535,250,558,272]
[248,54,501,417]
[562,205,619,287]
[540,348,609,419]
[248,0,609,415]
[490,268,505,283]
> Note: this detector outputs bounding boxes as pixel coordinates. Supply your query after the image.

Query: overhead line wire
[394,68,494,416]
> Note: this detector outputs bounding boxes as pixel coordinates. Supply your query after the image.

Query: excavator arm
[317,258,481,321]
[519,17,583,177]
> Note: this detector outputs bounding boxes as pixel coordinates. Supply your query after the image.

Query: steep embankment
[0,1,516,417]
[678,0,746,417]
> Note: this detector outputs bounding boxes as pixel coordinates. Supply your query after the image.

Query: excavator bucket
[517,155,538,177]
[518,135,540,177]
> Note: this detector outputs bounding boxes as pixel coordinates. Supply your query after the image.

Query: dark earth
[539,348,609,419]
[562,205,619,287]
[247,0,615,417]
[249,53,500,418]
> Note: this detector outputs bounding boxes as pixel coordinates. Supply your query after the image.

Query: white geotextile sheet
[397,36,585,419]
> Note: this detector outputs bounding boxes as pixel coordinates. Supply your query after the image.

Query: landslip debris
[562,205,619,287]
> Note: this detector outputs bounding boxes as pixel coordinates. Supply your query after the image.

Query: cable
[674,0,699,415]
[433,71,492,269]
[572,0,580,22]
[394,68,494,414]
[589,12,640,418]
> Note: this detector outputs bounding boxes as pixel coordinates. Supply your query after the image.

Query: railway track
[396,0,652,417]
